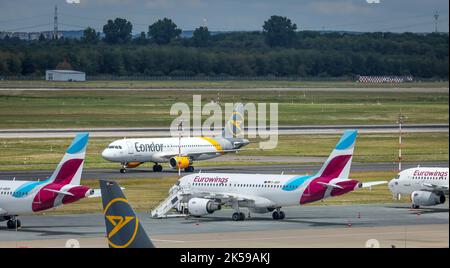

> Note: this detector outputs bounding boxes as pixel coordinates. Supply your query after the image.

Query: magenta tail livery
[152,130,387,220]
[0,133,98,229]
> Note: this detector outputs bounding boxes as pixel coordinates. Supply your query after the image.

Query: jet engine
[169,156,192,169]
[411,191,446,207]
[125,162,143,168]
[187,198,221,216]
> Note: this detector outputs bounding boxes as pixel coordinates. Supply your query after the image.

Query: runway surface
[0,124,447,138]
[1,161,448,181]
[0,204,447,248]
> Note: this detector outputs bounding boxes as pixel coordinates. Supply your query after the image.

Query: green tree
[82,27,100,43]
[148,18,181,45]
[192,26,210,47]
[103,18,133,44]
[262,15,297,47]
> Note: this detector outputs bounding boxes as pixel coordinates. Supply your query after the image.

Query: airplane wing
[188,191,275,207]
[155,149,243,160]
[88,187,125,198]
[0,208,7,216]
[361,181,388,188]
[422,183,449,194]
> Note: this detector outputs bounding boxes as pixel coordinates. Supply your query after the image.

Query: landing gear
[272,209,285,220]
[120,168,127,174]
[153,164,163,172]
[6,217,21,229]
[184,166,195,172]
[232,212,246,221]
[412,204,420,209]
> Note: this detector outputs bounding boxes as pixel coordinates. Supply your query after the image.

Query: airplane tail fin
[100,180,155,248]
[316,130,357,179]
[222,103,244,138]
[48,133,89,185]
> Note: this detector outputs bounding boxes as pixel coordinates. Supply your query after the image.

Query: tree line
[0,16,448,78]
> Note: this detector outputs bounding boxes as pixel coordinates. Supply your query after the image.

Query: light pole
[397,113,407,172]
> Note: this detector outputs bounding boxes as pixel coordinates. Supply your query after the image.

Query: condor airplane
[102,104,249,173]
[152,130,387,221]
[389,167,448,209]
[0,133,98,229]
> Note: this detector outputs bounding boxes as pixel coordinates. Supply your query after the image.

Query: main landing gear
[184,166,195,172]
[232,212,246,221]
[272,208,285,220]
[412,204,420,209]
[231,201,245,221]
[6,217,21,229]
[153,163,163,172]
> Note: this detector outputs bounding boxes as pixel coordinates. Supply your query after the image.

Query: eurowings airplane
[152,130,387,221]
[0,133,98,229]
[388,167,448,209]
[100,180,154,248]
[101,104,250,173]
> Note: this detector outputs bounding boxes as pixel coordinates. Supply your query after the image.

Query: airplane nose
[388,179,398,190]
[102,149,113,161]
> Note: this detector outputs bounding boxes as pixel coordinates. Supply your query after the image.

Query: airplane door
[125,140,135,155]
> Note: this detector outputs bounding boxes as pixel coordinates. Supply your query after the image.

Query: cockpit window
[394,175,400,180]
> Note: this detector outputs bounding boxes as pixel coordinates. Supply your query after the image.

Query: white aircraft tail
[315,130,357,179]
[47,133,89,185]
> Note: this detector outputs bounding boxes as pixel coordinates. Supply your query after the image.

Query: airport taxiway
[0,204,448,248]
[0,124,447,138]
[1,161,448,181]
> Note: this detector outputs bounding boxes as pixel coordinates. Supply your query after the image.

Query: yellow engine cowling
[125,162,143,168]
[169,156,192,169]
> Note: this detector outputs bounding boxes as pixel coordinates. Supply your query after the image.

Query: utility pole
[434,11,439,33]
[53,5,58,39]
[397,113,407,172]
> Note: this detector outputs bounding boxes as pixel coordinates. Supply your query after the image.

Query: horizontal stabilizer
[43,188,74,196]
[317,182,344,189]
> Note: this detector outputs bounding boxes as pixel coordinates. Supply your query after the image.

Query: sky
[0,0,448,33]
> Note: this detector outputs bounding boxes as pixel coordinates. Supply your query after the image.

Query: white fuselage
[0,180,39,215]
[102,137,236,163]
[388,167,449,195]
[178,172,358,208]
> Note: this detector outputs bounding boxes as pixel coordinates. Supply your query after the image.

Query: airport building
[45,70,86,82]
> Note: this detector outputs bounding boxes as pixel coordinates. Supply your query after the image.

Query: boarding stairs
[150,185,189,218]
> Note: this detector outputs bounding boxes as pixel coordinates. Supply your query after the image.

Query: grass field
[36,170,403,215]
[0,132,447,171]
[0,89,448,129]
[0,80,448,89]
